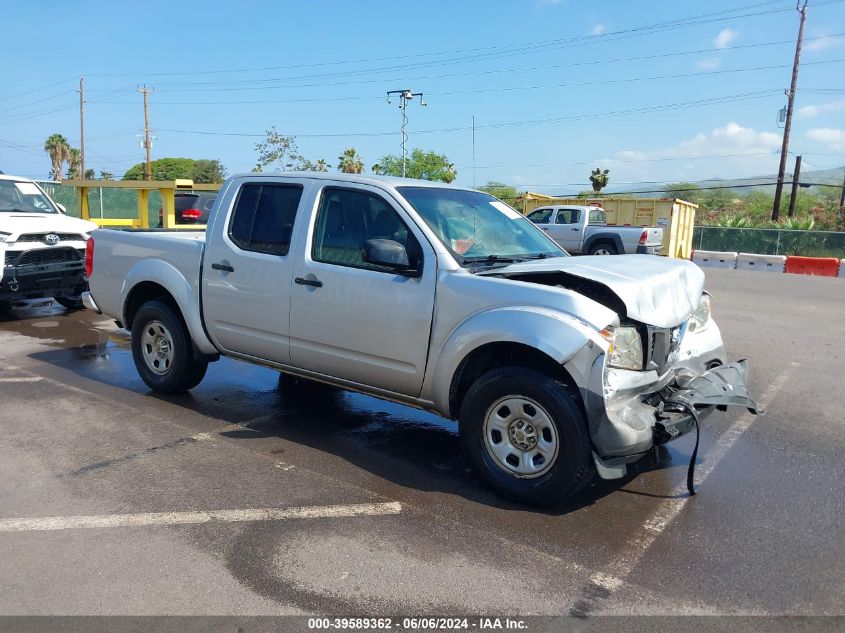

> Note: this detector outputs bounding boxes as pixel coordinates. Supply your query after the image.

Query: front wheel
[459,366,594,507]
[131,300,207,394]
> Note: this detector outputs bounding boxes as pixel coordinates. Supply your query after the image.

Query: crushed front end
[1,245,87,302]
[566,294,761,479]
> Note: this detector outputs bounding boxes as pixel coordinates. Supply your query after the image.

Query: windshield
[0,180,58,213]
[397,187,565,265]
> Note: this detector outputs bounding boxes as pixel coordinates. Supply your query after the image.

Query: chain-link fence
[35,181,162,221]
[692,226,845,258]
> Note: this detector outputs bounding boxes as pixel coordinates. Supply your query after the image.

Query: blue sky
[2,0,844,194]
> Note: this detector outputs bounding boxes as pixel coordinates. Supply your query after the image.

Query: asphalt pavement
[0,268,842,619]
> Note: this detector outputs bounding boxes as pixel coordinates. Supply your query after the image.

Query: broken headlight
[688,293,712,333]
[600,326,644,371]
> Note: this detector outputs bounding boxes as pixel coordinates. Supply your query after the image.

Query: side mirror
[56,203,67,214]
[363,239,420,276]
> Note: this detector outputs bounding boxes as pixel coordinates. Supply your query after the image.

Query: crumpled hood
[0,213,97,237]
[481,255,705,328]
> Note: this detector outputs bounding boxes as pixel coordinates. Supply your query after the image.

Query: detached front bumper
[567,320,760,478]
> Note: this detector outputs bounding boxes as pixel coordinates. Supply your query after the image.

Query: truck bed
[90,229,206,325]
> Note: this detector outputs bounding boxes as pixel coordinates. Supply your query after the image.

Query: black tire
[131,300,208,394]
[588,242,618,256]
[459,366,594,507]
[54,295,84,310]
[0,301,13,317]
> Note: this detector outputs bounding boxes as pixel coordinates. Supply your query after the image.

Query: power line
[0,77,77,104]
[82,0,793,80]
[156,89,782,139]
[88,55,845,106]
[129,3,845,92]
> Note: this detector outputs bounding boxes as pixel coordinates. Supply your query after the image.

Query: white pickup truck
[84,173,758,505]
[1,174,96,311]
[527,205,663,255]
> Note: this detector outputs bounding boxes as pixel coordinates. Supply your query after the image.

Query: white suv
[0,174,96,310]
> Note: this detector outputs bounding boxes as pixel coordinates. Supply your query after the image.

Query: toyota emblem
[45,233,60,245]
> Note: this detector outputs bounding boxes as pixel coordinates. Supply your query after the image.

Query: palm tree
[313,159,330,172]
[66,148,82,179]
[44,133,71,181]
[338,147,365,174]
[589,168,609,193]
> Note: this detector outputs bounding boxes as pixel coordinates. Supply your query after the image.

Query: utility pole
[772,1,808,221]
[77,77,85,180]
[139,85,153,181]
[386,89,426,177]
[787,155,802,217]
[838,170,845,216]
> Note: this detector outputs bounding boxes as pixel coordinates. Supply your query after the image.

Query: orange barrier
[784,256,840,277]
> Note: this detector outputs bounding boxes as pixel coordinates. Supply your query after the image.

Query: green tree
[337,147,365,174]
[66,148,82,179]
[372,148,456,182]
[84,168,96,179]
[478,181,520,202]
[123,158,196,181]
[254,127,303,171]
[99,170,113,181]
[44,133,71,181]
[589,168,609,193]
[189,159,227,183]
[298,158,330,172]
[662,182,701,202]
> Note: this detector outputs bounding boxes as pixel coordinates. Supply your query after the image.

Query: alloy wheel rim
[483,395,559,478]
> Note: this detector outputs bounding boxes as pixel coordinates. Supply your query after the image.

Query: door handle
[295,277,323,288]
[211,262,235,272]
[571,228,579,231]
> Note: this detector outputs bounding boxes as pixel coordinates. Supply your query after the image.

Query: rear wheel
[131,300,207,394]
[459,366,594,507]
[588,242,618,255]
[54,295,84,310]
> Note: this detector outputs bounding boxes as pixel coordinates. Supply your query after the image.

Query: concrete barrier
[692,250,737,269]
[840,260,845,278]
[785,256,840,277]
[736,253,786,273]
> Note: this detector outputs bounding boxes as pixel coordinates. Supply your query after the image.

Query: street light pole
[386,89,426,177]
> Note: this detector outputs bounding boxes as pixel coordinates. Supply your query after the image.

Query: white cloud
[806,127,845,150]
[696,57,721,70]
[591,23,606,35]
[797,100,845,119]
[805,34,843,52]
[714,28,739,49]
[598,123,782,183]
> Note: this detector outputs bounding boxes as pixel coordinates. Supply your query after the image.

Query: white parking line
[0,501,402,533]
[0,376,43,382]
[575,364,797,612]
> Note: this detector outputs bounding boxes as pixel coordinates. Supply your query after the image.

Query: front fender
[426,306,610,416]
[121,259,216,355]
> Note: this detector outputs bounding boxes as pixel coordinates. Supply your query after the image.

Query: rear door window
[228,183,303,256]
[555,209,581,224]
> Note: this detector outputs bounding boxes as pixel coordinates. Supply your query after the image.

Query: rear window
[228,183,303,256]
[174,195,199,211]
[588,209,606,224]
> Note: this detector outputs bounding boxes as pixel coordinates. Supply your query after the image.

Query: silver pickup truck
[84,173,758,506]
[526,205,663,255]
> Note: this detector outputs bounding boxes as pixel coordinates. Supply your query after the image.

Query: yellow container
[518,194,697,258]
